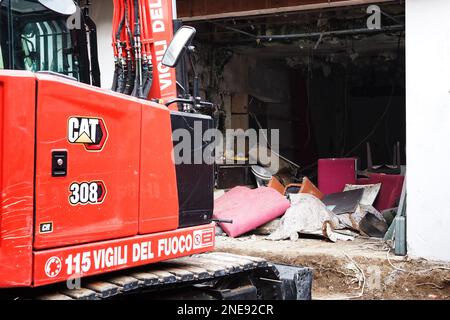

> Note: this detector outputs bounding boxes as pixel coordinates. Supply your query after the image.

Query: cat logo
[68,117,108,151]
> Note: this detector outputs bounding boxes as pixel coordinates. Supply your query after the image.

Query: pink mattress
[214,186,290,237]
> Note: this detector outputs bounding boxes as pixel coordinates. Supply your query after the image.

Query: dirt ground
[214,235,450,300]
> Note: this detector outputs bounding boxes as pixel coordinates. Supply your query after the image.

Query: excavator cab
[0,0,100,85]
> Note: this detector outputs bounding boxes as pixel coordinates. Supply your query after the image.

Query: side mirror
[162,26,196,68]
[38,0,77,15]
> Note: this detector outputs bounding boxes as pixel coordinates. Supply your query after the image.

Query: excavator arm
[111,0,177,107]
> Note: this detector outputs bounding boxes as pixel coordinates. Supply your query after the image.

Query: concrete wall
[406,0,450,261]
[90,0,114,88]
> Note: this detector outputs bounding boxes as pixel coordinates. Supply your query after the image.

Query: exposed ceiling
[188,2,404,58]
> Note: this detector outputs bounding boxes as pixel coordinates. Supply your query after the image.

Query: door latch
[52,150,67,177]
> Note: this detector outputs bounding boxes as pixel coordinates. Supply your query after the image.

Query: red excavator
[0,0,311,300]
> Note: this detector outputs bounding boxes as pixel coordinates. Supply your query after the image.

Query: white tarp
[268,193,353,242]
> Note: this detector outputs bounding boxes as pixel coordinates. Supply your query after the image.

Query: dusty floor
[215,235,450,300]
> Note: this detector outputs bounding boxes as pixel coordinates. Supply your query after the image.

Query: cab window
[0,0,80,79]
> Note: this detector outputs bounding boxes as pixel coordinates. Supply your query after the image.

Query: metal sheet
[322,189,364,215]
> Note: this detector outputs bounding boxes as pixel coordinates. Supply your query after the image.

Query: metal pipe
[209,21,257,39]
[132,0,144,98]
[256,25,404,40]
[172,0,177,20]
[381,10,403,25]
[7,0,13,68]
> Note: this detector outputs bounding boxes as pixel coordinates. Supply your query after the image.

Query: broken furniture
[284,177,324,199]
[283,183,302,194]
[366,141,402,175]
[216,164,254,189]
[357,173,404,211]
[214,186,290,237]
[251,165,274,187]
[268,175,324,200]
[359,213,389,238]
[318,158,357,195]
[267,176,286,194]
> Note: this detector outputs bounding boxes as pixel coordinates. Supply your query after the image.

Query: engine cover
[171,111,215,228]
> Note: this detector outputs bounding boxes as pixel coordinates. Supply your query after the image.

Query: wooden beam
[179,0,397,21]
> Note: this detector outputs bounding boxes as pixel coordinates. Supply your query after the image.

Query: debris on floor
[338,204,387,235]
[322,189,364,215]
[214,157,405,244]
[253,218,281,235]
[359,213,389,238]
[267,193,353,242]
[343,183,381,206]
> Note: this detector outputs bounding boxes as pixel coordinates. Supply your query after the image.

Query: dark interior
[186,2,405,179]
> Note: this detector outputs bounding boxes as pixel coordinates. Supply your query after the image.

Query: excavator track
[1,253,311,300]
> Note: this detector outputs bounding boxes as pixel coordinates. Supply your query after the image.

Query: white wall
[90,0,114,88]
[406,0,450,261]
